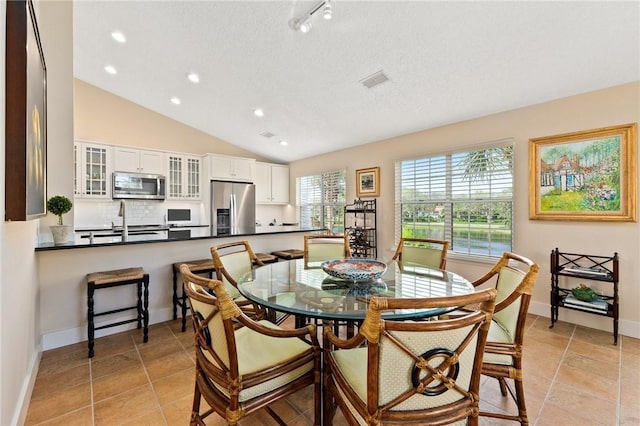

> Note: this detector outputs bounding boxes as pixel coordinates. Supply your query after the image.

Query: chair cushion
[483,319,514,366]
[205,320,314,402]
[332,347,368,400]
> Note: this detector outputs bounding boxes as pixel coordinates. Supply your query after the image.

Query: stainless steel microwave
[112,171,166,200]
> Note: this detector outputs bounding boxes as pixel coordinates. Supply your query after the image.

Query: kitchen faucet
[118,200,128,241]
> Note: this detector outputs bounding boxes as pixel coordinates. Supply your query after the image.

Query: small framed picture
[356,167,380,197]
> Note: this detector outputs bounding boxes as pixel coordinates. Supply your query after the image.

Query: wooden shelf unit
[549,248,619,344]
[344,199,376,258]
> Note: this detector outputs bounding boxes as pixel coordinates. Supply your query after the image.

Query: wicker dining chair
[180,264,321,426]
[304,234,351,268]
[469,251,539,425]
[392,237,449,270]
[323,288,497,426]
[210,240,266,320]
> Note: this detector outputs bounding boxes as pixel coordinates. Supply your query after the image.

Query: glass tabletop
[237,258,475,321]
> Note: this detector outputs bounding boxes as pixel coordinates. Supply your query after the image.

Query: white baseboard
[529,300,639,340]
[13,349,41,426]
[41,307,174,351]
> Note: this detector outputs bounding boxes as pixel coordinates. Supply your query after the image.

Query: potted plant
[47,195,73,244]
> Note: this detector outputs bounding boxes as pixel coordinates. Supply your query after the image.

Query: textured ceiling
[73,1,640,163]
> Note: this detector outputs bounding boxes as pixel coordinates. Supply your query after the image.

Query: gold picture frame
[529,123,637,222]
[356,167,380,197]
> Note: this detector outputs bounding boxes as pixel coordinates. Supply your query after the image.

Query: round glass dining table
[237,259,475,322]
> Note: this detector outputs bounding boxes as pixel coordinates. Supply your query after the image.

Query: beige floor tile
[285,384,316,417]
[162,394,195,426]
[621,335,640,355]
[137,338,185,363]
[36,406,93,426]
[38,345,89,376]
[573,324,617,347]
[152,367,195,406]
[90,349,142,380]
[561,351,619,382]
[119,408,168,426]
[555,358,618,402]
[93,383,159,425]
[532,317,575,338]
[92,365,149,402]
[31,362,90,399]
[89,331,136,361]
[567,336,621,363]
[25,382,91,425]
[536,402,605,426]
[144,350,195,382]
[546,381,618,425]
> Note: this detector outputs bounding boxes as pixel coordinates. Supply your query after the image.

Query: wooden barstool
[254,252,279,264]
[86,267,149,358]
[172,259,215,332]
[271,249,304,261]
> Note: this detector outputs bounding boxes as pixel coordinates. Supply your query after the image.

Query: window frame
[296,169,347,233]
[395,140,514,260]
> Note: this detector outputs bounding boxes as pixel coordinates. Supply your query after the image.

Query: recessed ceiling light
[280,140,288,146]
[111,31,126,43]
[104,65,117,75]
[253,109,264,117]
[170,97,181,105]
[187,72,200,83]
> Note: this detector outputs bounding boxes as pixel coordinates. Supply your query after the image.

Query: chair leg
[181,281,188,332]
[498,377,508,396]
[514,376,529,425]
[87,282,95,358]
[142,274,149,343]
[191,380,201,426]
[172,266,179,320]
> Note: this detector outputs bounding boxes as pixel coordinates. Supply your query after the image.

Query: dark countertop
[36,226,323,251]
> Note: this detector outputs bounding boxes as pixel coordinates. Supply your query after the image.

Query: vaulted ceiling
[73,1,640,163]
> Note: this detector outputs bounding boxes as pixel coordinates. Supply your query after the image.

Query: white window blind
[297,169,346,233]
[395,142,513,257]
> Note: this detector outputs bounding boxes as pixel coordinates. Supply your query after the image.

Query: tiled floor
[25,314,639,425]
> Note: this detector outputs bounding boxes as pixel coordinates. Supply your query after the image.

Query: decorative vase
[50,225,73,245]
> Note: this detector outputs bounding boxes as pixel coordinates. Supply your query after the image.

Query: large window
[297,169,346,233]
[396,142,513,257]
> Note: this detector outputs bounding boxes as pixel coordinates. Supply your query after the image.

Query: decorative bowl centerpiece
[321,259,387,282]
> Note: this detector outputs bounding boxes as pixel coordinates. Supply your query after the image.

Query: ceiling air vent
[259,131,275,138]
[359,70,389,89]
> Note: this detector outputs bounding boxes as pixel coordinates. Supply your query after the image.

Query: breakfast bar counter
[35,226,322,351]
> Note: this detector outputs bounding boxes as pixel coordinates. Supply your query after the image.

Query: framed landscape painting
[356,167,380,197]
[529,123,637,222]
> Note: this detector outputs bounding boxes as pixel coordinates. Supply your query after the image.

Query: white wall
[1,1,74,424]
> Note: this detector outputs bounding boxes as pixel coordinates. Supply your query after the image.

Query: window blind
[395,142,513,257]
[297,169,346,233]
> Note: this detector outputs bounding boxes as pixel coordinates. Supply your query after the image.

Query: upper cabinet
[74,142,112,199]
[256,162,289,204]
[167,154,202,200]
[207,154,255,182]
[114,147,165,175]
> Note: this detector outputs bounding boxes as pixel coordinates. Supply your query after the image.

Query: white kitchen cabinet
[167,154,202,199]
[114,147,165,175]
[74,142,112,199]
[256,162,289,204]
[208,154,255,182]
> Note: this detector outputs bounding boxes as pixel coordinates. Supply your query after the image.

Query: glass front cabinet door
[167,154,201,199]
[74,142,112,198]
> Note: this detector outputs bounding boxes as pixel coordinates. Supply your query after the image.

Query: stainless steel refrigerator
[210,180,256,235]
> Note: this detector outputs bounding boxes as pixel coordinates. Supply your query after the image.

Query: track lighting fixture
[289,0,333,33]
